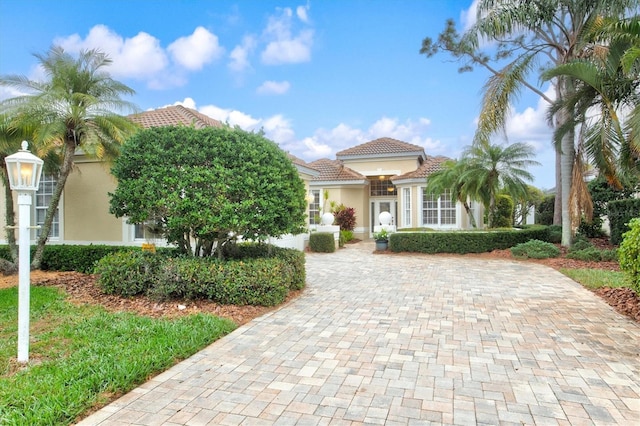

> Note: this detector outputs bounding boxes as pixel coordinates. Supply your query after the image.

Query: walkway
[78,242,640,425]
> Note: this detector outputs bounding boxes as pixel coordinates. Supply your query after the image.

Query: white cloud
[296,4,310,23]
[261,7,314,65]
[228,35,256,73]
[460,0,479,31]
[256,80,291,95]
[55,25,168,80]
[168,26,224,71]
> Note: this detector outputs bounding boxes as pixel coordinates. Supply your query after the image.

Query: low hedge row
[389,226,550,254]
[95,244,305,306]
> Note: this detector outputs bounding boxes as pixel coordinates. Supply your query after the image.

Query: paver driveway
[78,242,639,425]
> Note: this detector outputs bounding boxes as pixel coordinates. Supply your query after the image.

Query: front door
[370,199,396,234]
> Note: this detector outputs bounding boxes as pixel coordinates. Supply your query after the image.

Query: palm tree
[0,46,139,268]
[422,0,638,245]
[460,140,540,228]
[544,16,640,184]
[424,159,483,228]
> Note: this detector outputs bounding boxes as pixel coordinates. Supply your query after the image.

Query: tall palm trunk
[31,140,75,269]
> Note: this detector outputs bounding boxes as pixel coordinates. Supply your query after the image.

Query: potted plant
[373,229,390,251]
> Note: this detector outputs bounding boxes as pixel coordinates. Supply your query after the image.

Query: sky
[0,0,557,189]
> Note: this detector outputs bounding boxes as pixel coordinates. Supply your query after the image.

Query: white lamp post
[5,141,44,363]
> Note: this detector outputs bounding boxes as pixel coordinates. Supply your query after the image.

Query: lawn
[0,285,236,425]
[561,268,630,290]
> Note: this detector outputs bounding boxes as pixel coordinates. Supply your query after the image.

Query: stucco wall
[341,157,419,176]
[64,160,123,242]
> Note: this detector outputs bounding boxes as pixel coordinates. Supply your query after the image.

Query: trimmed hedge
[608,198,640,245]
[95,243,305,306]
[389,226,550,254]
[309,232,336,253]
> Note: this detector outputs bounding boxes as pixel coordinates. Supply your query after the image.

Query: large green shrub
[608,198,640,245]
[536,195,555,226]
[309,232,336,253]
[547,225,562,243]
[492,194,514,228]
[567,248,618,262]
[618,217,640,293]
[390,226,549,254]
[579,176,637,238]
[95,250,300,306]
[511,240,560,259]
[95,251,161,296]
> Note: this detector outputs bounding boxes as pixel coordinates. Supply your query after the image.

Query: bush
[332,205,357,231]
[340,230,354,245]
[569,235,593,252]
[390,226,550,254]
[95,250,300,306]
[511,240,560,259]
[547,225,562,244]
[492,194,514,228]
[536,195,555,226]
[619,217,640,293]
[608,198,640,245]
[95,251,160,296]
[567,248,618,262]
[309,232,336,253]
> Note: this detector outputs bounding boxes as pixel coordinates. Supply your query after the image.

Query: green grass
[0,286,236,425]
[560,268,631,290]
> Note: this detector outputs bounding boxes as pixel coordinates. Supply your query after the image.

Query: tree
[109,126,307,258]
[421,0,638,245]
[460,140,540,228]
[513,185,545,226]
[0,46,139,268]
[543,16,640,188]
[424,159,482,228]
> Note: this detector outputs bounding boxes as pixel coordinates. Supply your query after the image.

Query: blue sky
[0,0,556,189]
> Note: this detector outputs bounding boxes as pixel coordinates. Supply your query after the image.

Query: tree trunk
[559,104,575,247]
[2,170,18,262]
[554,150,562,225]
[31,141,75,269]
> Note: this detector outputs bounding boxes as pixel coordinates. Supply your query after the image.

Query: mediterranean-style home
[0,106,481,250]
[306,137,482,241]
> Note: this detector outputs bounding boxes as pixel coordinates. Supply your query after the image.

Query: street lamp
[5,141,44,363]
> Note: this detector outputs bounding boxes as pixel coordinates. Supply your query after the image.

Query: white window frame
[420,187,457,227]
[403,187,411,227]
[35,173,61,240]
[309,189,321,225]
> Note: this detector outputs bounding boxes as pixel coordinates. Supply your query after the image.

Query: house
[0,105,319,249]
[307,137,482,240]
[0,109,479,249]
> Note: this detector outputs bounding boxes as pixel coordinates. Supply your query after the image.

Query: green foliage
[340,230,354,243]
[578,176,636,237]
[608,198,640,244]
[510,240,561,259]
[332,204,357,231]
[536,195,555,226]
[619,217,640,293]
[373,229,390,241]
[547,225,562,243]
[513,185,545,226]
[0,285,235,425]
[389,226,549,254]
[492,194,514,228]
[309,232,336,253]
[95,247,302,306]
[566,247,618,262]
[569,234,593,252]
[109,126,307,257]
[95,251,161,296]
[562,268,630,290]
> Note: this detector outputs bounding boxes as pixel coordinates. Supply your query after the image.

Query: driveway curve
[79,242,639,425]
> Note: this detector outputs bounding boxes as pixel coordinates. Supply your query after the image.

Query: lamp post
[5,141,44,363]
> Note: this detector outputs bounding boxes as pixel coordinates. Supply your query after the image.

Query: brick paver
[77,243,640,425]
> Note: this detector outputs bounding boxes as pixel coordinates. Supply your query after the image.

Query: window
[35,174,59,238]
[309,189,321,225]
[370,178,396,196]
[403,188,411,227]
[421,188,456,226]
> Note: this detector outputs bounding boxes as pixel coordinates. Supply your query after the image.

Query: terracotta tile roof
[129,105,223,129]
[288,153,320,176]
[392,155,450,180]
[336,137,426,158]
[307,158,367,181]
